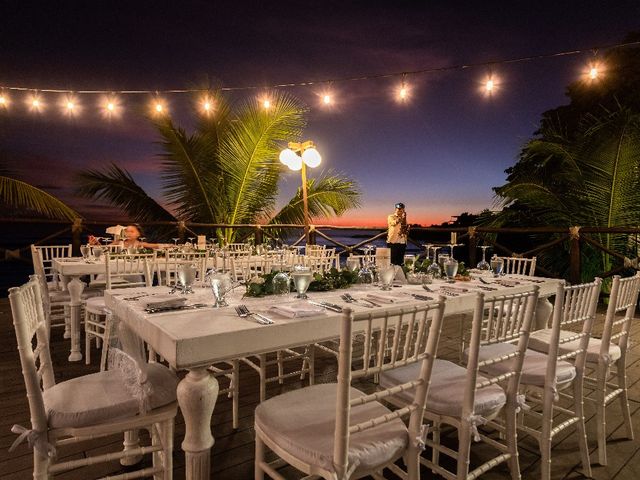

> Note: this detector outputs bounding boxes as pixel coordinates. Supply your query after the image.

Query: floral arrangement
[245,267,359,297]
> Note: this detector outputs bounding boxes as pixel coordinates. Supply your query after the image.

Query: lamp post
[279,140,322,244]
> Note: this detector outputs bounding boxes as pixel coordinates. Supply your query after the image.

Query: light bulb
[485,79,494,92]
[589,66,599,80]
[399,87,408,99]
[323,94,331,105]
[155,103,163,112]
[263,99,271,109]
[0,95,7,107]
[66,101,74,111]
[279,148,298,166]
[107,102,115,111]
[302,147,321,168]
[288,155,303,171]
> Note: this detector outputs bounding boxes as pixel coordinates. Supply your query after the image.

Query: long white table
[104,275,560,480]
[52,255,268,361]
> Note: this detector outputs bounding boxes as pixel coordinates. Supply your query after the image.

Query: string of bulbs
[0,39,637,119]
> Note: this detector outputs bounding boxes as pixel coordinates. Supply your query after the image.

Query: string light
[396,74,409,103]
[61,95,80,116]
[0,40,636,120]
[28,93,43,112]
[200,95,214,115]
[101,95,121,119]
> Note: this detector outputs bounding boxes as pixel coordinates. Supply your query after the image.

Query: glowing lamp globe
[302,147,321,168]
[288,155,303,171]
[279,148,298,166]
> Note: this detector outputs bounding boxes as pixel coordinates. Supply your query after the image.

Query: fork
[235,304,274,325]
[341,293,373,308]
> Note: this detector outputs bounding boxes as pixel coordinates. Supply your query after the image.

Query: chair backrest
[551,278,602,381]
[227,243,251,252]
[163,251,209,287]
[497,256,537,276]
[32,244,72,286]
[469,288,539,422]
[105,252,155,290]
[8,278,56,435]
[601,274,640,361]
[230,256,271,282]
[333,300,446,478]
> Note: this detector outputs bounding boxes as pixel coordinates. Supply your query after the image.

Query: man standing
[387,202,408,266]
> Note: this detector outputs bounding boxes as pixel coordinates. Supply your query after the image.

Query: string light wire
[0,40,637,96]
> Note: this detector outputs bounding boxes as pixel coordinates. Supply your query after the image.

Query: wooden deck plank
[1,298,640,479]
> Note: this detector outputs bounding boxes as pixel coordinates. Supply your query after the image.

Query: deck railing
[2,217,640,286]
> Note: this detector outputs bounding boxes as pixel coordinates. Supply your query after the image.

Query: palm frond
[0,175,79,220]
[75,163,175,222]
[153,116,224,223]
[219,90,308,226]
[270,170,361,225]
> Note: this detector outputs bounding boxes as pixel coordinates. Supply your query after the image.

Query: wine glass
[80,244,90,260]
[357,261,375,287]
[444,257,459,283]
[272,271,291,296]
[477,246,491,270]
[438,253,449,270]
[403,254,416,272]
[346,257,360,271]
[427,247,442,279]
[490,255,504,277]
[291,267,313,299]
[172,238,180,248]
[178,263,197,293]
[378,265,396,291]
[92,246,104,261]
[188,237,195,245]
[207,270,232,307]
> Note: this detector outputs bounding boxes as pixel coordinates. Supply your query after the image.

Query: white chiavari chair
[162,250,209,287]
[497,256,537,276]
[255,299,446,480]
[8,277,178,480]
[230,256,271,282]
[581,274,640,465]
[518,278,601,480]
[85,252,155,369]
[32,244,72,291]
[382,288,539,480]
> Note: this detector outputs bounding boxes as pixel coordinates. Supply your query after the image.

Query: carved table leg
[67,276,85,362]
[534,297,554,330]
[177,367,219,480]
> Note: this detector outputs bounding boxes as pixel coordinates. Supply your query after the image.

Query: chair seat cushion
[254,383,408,476]
[466,343,576,387]
[43,363,178,429]
[379,359,506,418]
[528,328,621,364]
[85,296,106,314]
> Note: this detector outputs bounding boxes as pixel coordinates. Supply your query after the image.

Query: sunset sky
[1,1,639,226]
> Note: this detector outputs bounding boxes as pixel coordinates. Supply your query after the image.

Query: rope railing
[2,218,640,285]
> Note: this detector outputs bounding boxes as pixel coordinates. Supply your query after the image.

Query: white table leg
[60,274,71,338]
[535,297,553,330]
[177,367,219,480]
[67,276,85,362]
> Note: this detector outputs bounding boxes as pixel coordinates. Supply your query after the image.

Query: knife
[411,293,433,301]
[308,300,343,313]
[145,303,209,314]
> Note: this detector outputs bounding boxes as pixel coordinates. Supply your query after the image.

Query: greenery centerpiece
[245,267,359,297]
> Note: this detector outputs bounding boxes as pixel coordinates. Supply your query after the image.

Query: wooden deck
[1,297,640,479]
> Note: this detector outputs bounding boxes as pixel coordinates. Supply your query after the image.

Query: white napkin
[269,304,325,318]
[366,293,399,304]
[139,295,187,309]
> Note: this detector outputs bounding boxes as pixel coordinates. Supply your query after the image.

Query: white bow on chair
[9,424,56,458]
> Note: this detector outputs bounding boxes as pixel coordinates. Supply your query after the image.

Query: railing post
[178,221,186,243]
[254,225,263,245]
[308,225,317,245]
[468,226,478,267]
[569,226,581,284]
[71,218,83,256]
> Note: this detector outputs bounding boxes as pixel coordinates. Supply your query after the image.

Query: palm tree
[0,161,79,220]
[76,90,360,241]
[490,106,640,279]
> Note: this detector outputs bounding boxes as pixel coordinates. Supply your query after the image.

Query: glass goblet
[378,265,396,291]
[80,245,90,260]
[346,257,360,271]
[490,256,504,277]
[477,245,491,270]
[272,271,291,296]
[444,258,459,283]
[291,267,313,299]
[357,263,375,287]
